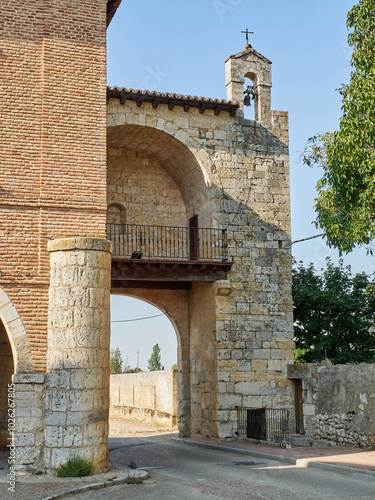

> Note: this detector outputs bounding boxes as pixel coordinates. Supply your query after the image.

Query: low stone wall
[288,364,375,447]
[110,370,178,427]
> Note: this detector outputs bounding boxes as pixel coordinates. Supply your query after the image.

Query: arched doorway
[0,319,15,450]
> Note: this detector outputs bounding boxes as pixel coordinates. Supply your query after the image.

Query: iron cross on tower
[241,28,253,47]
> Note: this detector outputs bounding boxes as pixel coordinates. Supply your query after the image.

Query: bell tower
[225,46,272,122]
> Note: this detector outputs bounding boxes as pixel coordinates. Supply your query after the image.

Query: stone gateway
[0,1,294,473]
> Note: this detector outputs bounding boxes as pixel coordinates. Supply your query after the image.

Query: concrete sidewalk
[175,437,375,478]
[0,452,148,500]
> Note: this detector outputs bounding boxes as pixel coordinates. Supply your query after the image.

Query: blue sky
[107,0,373,371]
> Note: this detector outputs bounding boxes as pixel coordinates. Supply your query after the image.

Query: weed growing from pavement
[55,455,94,477]
[128,460,138,469]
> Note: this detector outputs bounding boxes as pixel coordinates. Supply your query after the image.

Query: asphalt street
[62,434,375,500]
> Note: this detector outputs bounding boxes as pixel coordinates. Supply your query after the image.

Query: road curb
[42,469,149,500]
[174,438,375,480]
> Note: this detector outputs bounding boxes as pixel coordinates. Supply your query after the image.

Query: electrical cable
[111,313,164,323]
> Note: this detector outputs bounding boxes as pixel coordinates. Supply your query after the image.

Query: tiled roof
[107,87,239,116]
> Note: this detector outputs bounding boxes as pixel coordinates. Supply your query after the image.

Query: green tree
[303,0,375,253]
[292,258,375,364]
[110,347,123,374]
[147,343,163,371]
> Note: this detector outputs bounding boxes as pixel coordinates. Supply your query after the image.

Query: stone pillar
[13,373,46,475]
[45,237,112,473]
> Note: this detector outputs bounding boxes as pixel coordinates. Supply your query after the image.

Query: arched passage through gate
[110,290,190,436]
[110,295,179,371]
[107,123,221,439]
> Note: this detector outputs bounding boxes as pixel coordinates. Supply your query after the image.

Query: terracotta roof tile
[107,87,239,116]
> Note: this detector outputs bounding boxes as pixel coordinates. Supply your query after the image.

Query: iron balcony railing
[235,407,291,448]
[106,223,228,262]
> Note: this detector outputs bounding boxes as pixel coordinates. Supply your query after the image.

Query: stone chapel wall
[107,71,295,439]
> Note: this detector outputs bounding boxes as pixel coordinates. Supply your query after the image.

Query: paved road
[63,434,375,500]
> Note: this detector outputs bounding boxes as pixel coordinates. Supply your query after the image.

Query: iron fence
[106,223,228,262]
[235,407,291,448]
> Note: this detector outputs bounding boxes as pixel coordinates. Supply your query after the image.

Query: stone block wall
[110,370,178,426]
[288,364,375,447]
[107,47,295,440]
[107,149,186,226]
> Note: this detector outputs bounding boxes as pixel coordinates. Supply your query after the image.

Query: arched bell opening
[243,71,258,121]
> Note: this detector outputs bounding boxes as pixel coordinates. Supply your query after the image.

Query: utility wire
[292,233,325,245]
[111,313,164,323]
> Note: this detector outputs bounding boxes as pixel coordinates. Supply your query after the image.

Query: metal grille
[235,407,291,448]
[106,223,228,262]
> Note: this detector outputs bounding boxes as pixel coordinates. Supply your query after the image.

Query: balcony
[106,224,232,289]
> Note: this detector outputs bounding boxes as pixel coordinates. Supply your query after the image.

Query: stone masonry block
[63,426,83,447]
[47,370,70,390]
[13,374,45,385]
[14,433,35,446]
[45,426,63,448]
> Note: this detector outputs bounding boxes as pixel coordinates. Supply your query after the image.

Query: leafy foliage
[147,343,163,371]
[56,455,94,477]
[302,0,375,253]
[124,367,142,373]
[110,347,123,374]
[293,258,375,364]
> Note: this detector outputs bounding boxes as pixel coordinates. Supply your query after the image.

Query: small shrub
[128,460,138,469]
[56,455,94,477]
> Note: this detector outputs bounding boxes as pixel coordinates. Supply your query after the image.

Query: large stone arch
[0,288,33,374]
[107,123,215,225]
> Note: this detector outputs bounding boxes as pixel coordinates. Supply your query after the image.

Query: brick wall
[0,0,108,372]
